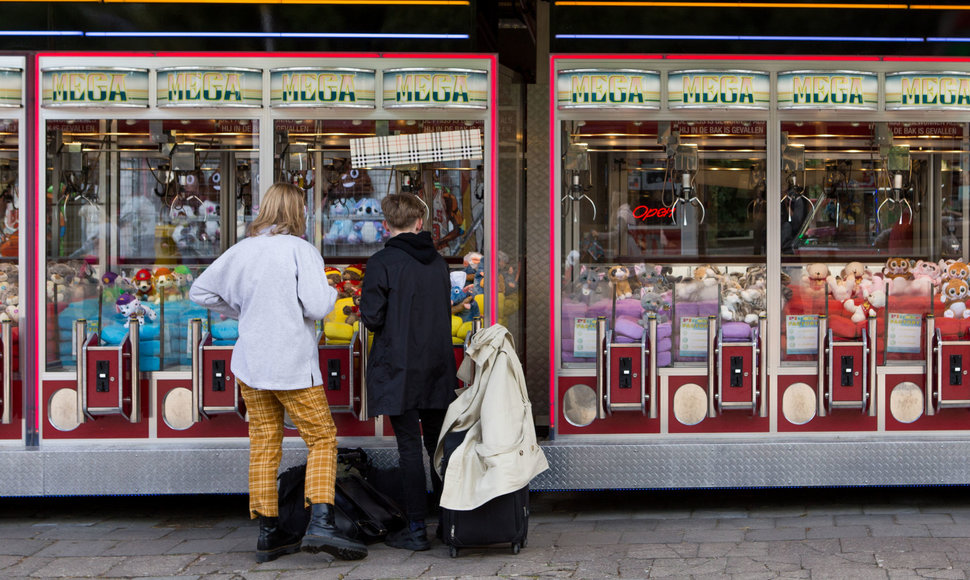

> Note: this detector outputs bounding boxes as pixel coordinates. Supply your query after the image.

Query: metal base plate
[7,438,970,495]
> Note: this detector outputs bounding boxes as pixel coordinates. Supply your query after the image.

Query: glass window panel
[560,119,766,367]
[45,118,259,372]
[780,121,970,364]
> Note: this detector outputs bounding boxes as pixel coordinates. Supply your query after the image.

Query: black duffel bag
[277,449,406,544]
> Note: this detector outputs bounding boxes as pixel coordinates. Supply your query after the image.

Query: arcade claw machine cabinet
[33,54,495,494]
[271,57,496,440]
[550,60,770,489]
[547,56,970,491]
[0,59,25,495]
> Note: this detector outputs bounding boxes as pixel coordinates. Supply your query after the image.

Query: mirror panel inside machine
[45,118,260,372]
[780,121,963,366]
[274,119,487,348]
[561,119,767,367]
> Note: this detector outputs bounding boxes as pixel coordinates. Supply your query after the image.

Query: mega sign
[667,71,770,109]
[42,68,148,107]
[557,69,660,109]
[669,71,769,109]
[270,68,375,108]
[383,68,487,109]
[158,68,262,107]
[778,71,877,110]
[0,68,21,108]
[886,73,970,110]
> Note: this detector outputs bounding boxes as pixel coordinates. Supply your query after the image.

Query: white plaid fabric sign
[350,129,482,168]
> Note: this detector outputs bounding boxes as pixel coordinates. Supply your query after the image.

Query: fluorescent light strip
[85,31,468,39]
[557,34,927,42]
[556,1,970,8]
[0,30,84,36]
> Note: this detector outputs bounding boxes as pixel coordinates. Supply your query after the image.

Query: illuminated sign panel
[778,71,877,110]
[382,68,487,109]
[0,68,21,108]
[557,69,660,109]
[42,68,148,107]
[668,70,769,109]
[158,67,262,107]
[886,72,970,110]
[270,68,375,108]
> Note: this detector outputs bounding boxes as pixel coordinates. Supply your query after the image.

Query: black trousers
[389,408,446,523]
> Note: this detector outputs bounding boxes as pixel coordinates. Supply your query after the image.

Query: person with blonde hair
[190,182,367,563]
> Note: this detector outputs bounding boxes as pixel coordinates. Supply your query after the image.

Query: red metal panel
[42,380,149,439]
[777,375,876,433]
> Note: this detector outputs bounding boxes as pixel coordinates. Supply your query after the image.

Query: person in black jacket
[359,192,458,551]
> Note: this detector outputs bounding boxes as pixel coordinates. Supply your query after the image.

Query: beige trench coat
[433,324,549,511]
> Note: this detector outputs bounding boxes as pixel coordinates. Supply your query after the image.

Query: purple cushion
[615,315,644,340]
[697,301,719,317]
[722,321,753,340]
[588,299,612,318]
[656,322,672,340]
[655,337,672,352]
[676,303,699,317]
[656,351,672,367]
[615,298,644,319]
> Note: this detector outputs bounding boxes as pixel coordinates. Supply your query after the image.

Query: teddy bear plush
[608,265,634,299]
[802,263,830,293]
[826,275,856,301]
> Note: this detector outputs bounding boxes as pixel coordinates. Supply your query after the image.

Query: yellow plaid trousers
[239,380,338,519]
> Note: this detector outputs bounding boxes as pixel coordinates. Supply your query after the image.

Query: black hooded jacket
[359,231,458,416]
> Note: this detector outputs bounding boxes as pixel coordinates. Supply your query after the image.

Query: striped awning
[350,129,482,168]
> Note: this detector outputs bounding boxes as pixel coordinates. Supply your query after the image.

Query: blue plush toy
[324,199,354,243]
[347,198,387,244]
[451,286,480,322]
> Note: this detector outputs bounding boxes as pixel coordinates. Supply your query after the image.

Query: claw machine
[547,56,970,491]
[0,58,26,493]
[31,53,495,495]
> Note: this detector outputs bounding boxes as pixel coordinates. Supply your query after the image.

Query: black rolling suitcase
[438,429,529,558]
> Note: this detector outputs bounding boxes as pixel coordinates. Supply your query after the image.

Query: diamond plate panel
[532,440,970,490]
[525,81,551,424]
[0,448,43,496]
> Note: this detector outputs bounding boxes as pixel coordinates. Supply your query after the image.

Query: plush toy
[153,267,179,302]
[463,252,483,288]
[342,285,362,325]
[132,268,155,302]
[826,275,856,301]
[739,286,767,325]
[941,278,970,318]
[579,265,605,297]
[115,293,157,328]
[843,295,875,324]
[911,259,943,295]
[841,261,869,282]
[636,264,674,294]
[0,303,18,323]
[451,285,480,322]
[884,257,914,280]
[720,287,745,323]
[944,261,970,282]
[803,263,830,293]
[641,290,669,324]
[347,198,386,244]
[608,265,634,299]
[198,200,220,243]
[692,264,722,286]
[48,262,75,288]
[343,264,364,283]
[325,266,342,288]
[323,199,354,243]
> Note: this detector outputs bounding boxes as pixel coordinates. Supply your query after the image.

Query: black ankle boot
[256,516,302,563]
[302,504,368,560]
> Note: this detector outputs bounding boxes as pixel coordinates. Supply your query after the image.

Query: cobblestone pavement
[4,486,970,579]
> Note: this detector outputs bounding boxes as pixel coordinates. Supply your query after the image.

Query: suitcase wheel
[511,543,520,555]
[449,546,459,558]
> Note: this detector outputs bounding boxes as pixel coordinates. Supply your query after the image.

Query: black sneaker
[385,525,431,551]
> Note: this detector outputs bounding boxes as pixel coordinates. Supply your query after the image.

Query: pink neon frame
[547,52,970,430]
[31,51,498,434]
